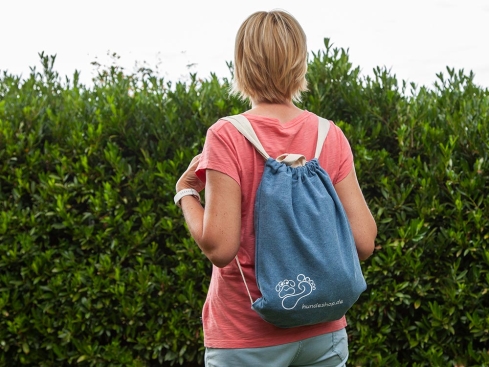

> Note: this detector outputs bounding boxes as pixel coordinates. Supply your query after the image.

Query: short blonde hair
[231,10,308,104]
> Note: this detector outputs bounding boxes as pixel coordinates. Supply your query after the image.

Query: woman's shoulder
[208,117,243,134]
[208,118,229,132]
[205,117,250,148]
[305,112,346,136]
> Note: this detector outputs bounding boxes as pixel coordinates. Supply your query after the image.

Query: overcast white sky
[1,0,489,90]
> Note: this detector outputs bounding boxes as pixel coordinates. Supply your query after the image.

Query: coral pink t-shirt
[195,110,353,348]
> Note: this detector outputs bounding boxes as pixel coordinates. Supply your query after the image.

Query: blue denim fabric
[252,158,366,328]
[205,328,349,367]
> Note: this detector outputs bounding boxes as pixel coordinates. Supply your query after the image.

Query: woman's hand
[175,153,205,193]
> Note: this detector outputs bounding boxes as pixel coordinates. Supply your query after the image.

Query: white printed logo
[275,274,316,310]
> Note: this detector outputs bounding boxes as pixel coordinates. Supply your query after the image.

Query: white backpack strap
[314,117,331,159]
[222,115,270,160]
[235,256,254,306]
[276,153,307,167]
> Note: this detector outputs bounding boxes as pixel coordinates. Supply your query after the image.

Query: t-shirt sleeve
[331,123,354,185]
[195,124,241,186]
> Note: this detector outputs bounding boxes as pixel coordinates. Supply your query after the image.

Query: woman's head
[231,9,308,104]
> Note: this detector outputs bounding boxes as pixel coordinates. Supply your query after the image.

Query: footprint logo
[275,274,316,310]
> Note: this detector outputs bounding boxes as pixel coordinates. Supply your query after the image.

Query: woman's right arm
[334,167,377,260]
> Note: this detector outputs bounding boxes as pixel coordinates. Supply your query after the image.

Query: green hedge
[0,40,488,366]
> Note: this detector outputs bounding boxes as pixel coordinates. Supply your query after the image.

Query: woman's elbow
[207,251,238,268]
[198,239,239,268]
[357,245,375,261]
[209,256,235,268]
[355,228,377,261]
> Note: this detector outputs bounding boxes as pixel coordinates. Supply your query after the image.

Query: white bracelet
[174,188,200,208]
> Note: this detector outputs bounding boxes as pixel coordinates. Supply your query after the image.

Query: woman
[174,9,377,367]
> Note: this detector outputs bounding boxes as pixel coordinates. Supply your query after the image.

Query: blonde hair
[231,10,308,104]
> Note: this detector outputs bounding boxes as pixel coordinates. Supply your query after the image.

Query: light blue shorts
[205,328,348,367]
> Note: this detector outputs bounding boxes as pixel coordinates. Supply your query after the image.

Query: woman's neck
[246,101,304,124]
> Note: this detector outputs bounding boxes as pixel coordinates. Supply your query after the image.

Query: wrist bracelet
[174,188,200,208]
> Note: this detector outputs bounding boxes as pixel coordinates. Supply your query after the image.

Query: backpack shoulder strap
[224,114,330,160]
[222,115,270,160]
[314,117,331,159]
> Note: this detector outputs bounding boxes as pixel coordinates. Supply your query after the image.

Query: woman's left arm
[176,155,241,268]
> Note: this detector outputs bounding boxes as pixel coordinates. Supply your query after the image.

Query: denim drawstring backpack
[223,114,367,328]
